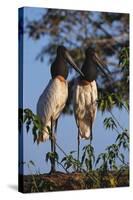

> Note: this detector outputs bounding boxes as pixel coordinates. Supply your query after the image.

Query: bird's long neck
[81,57,97,82]
[51,55,68,80]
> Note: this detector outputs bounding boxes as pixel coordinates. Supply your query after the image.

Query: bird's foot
[49,169,56,175]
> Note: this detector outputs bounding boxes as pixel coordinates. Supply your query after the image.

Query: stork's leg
[53,119,58,160]
[90,134,93,145]
[51,118,53,153]
[53,136,56,159]
[90,123,93,144]
[50,117,56,173]
[77,128,80,171]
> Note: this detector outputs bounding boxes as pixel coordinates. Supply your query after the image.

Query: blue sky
[21,7,129,174]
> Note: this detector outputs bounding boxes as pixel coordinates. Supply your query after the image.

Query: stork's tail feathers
[78,121,93,140]
[42,129,50,141]
[79,128,92,140]
[78,118,93,140]
[37,128,50,144]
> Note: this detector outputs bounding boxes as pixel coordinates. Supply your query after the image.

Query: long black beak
[65,51,85,78]
[94,53,112,81]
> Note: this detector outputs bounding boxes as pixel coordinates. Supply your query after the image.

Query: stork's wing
[37,78,68,141]
[73,80,97,139]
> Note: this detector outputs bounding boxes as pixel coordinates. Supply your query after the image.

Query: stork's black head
[57,45,67,56]
[51,45,84,79]
[82,47,112,81]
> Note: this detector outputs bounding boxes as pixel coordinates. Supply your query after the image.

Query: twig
[109,110,125,131]
[56,160,69,173]
[48,134,68,157]
[113,127,120,135]
[117,155,128,167]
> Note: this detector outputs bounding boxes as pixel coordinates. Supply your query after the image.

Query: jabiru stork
[37,45,84,173]
[73,47,111,164]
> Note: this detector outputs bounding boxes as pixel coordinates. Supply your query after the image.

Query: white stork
[37,45,84,172]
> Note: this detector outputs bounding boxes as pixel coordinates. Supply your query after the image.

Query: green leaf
[115,134,122,143]
[70,150,76,154]
[46,126,51,135]
[19,161,26,166]
[85,158,89,170]
[120,153,125,163]
[33,115,42,130]
[23,114,27,123]
[65,163,71,170]
[45,152,51,162]
[103,117,117,130]
[85,158,92,171]
[61,157,67,163]
[24,108,33,118]
[32,126,37,135]
[95,155,102,166]
[81,151,86,165]
[33,133,37,143]
[29,160,35,166]
[26,120,31,133]
[54,152,59,161]
[92,154,95,163]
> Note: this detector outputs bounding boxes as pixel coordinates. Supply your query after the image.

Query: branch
[86,33,128,46]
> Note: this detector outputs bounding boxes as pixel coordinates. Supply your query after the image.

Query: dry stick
[109,110,125,131]
[47,132,68,157]
[113,127,120,135]
[56,160,69,173]
[122,103,129,113]
[52,136,68,157]
[55,142,68,157]
[117,155,128,166]
[45,128,68,157]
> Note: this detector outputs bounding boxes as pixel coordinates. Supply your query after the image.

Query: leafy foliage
[95,112,129,171]
[95,142,128,172]
[81,144,95,171]
[116,130,129,150]
[97,92,128,112]
[45,152,59,164]
[61,151,81,171]
[95,152,109,171]
[19,103,129,173]
[19,108,42,143]
[103,117,117,130]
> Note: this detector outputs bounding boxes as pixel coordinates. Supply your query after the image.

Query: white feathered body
[73,79,97,139]
[37,77,68,141]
